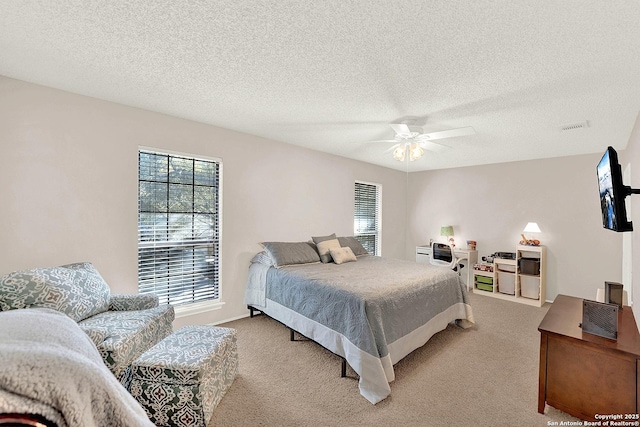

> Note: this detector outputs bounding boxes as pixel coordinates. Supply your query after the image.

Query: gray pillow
[337,236,369,256]
[261,242,321,268]
[312,233,336,245]
[330,247,357,265]
[0,262,111,321]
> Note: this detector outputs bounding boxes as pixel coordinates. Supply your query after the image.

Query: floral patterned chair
[0,262,175,387]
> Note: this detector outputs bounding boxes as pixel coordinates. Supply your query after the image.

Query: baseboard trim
[207,312,250,326]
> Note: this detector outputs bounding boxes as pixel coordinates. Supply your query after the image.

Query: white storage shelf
[472,245,546,307]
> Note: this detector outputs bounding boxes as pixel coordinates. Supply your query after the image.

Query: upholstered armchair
[0,262,175,387]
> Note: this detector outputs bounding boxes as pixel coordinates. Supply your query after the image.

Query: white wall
[406,154,623,301]
[620,111,640,326]
[2,74,630,324]
[0,76,407,327]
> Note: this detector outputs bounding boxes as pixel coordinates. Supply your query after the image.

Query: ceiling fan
[371,123,476,161]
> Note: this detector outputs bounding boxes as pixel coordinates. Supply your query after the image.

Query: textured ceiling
[1,1,639,171]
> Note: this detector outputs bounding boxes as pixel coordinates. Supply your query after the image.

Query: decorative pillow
[0,262,111,322]
[315,239,341,263]
[311,233,336,262]
[330,247,357,265]
[337,236,369,256]
[261,242,321,268]
[250,251,273,266]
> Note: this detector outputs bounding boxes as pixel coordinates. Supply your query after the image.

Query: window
[138,149,221,306]
[354,181,381,256]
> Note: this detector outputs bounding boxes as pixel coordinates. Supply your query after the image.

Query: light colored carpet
[209,292,580,427]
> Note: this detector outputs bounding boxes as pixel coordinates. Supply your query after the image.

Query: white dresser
[415,245,478,290]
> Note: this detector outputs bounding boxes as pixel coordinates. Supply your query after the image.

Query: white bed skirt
[258,298,473,404]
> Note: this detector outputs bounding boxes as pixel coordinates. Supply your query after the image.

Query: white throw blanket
[0,308,154,427]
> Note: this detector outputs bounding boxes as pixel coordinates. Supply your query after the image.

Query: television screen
[597,146,632,232]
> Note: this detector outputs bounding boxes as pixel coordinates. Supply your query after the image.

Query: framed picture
[582,299,618,340]
[605,281,624,309]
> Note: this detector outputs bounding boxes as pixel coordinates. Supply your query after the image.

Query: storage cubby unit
[474,271,494,292]
[472,245,546,307]
[495,259,516,295]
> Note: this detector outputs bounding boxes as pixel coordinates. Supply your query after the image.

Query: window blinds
[354,181,381,255]
[138,150,220,306]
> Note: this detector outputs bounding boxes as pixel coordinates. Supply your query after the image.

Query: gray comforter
[246,255,474,403]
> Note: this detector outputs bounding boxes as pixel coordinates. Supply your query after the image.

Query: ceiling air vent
[560,121,589,132]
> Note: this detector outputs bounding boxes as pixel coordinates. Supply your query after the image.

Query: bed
[244,238,475,404]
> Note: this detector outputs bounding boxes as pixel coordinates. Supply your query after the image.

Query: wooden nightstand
[538,294,640,420]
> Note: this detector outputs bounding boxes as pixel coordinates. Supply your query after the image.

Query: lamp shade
[392,145,406,161]
[523,222,541,233]
[440,226,454,237]
[409,143,424,161]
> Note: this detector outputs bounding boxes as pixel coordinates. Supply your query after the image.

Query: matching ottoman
[130,325,238,427]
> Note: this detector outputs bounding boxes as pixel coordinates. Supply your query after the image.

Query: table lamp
[441,226,455,247]
[521,222,541,245]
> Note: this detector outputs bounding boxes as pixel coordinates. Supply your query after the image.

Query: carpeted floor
[208,292,580,426]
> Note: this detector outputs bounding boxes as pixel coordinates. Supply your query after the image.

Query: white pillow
[316,239,341,263]
[330,246,357,265]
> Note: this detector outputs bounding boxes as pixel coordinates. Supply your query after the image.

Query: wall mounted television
[597,146,636,232]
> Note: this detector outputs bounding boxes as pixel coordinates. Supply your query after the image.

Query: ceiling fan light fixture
[393,145,406,161]
[409,143,424,161]
[379,122,473,162]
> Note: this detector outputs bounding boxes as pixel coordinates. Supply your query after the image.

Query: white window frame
[354,180,382,256]
[137,147,224,316]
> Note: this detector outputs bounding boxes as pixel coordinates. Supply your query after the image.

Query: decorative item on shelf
[473,263,493,272]
[481,255,494,263]
[520,222,541,246]
[492,251,516,260]
[440,225,454,247]
[466,240,476,250]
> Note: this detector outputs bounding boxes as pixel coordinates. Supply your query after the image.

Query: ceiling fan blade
[389,123,412,136]
[421,126,476,141]
[383,143,401,154]
[362,139,399,143]
[418,140,449,152]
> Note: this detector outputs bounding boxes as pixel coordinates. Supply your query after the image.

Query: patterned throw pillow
[0,262,111,321]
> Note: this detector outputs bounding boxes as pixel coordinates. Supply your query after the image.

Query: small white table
[415,245,478,290]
